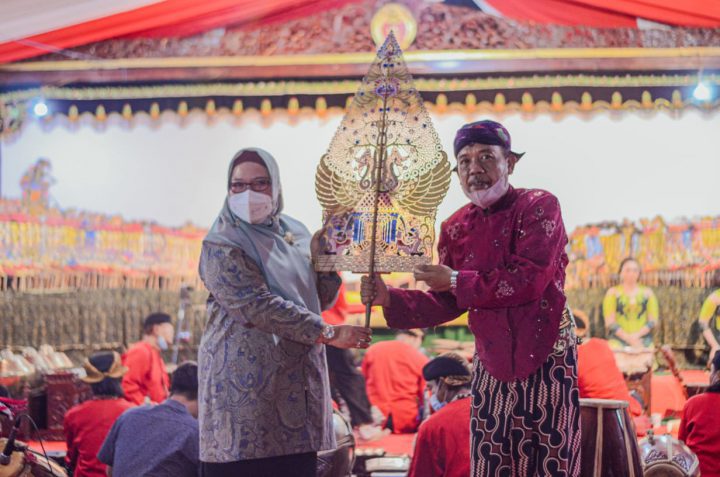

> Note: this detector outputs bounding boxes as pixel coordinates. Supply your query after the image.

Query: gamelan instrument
[317,410,356,477]
[638,430,700,477]
[579,398,644,477]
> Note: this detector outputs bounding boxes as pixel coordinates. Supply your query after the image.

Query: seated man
[64,351,134,477]
[408,353,471,477]
[577,337,644,417]
[574,312,651,435]
[122,312,173,405]
[98,361,199,477]
[679,351,720,477]
[362,329,428,433]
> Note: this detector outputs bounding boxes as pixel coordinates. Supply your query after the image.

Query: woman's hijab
[204,147,321,315]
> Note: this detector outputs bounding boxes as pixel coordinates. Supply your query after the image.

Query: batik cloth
[470,311,581,477]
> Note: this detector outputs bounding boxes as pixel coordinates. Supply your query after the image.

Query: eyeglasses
[230,178,271,193]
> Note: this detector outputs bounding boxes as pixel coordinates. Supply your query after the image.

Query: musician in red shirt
[64,352,134,477]
[679,351,720,477]
[408,353,472,477]
[577,337,643,416]
[121,313,172,404]
[361,330,428,433]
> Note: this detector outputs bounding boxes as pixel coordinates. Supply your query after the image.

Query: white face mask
[464,175,509,209]
[228,190,273,224]
[157,335,169,351]
[429,394,446,412]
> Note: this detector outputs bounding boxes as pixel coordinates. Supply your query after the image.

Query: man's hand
[310,228,326,263]
[360,274,390,307]
[327,325,373,349]
[413,264,454,292]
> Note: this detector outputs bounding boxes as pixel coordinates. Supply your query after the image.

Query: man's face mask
[157,335,169,351]
[429,393,446,412]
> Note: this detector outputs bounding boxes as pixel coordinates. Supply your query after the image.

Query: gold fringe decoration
[95,105,107,121]
[288,97,300,115]
[232,99,243,116]
[260,98,272,116]
[121,103,132,120]
[149,102,160,119]
[205,99,216,116]
[68,105,79,121]
[178,101,189,117]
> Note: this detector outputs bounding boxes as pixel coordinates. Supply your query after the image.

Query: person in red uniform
[64,351,134,477]
[361,329,428,433]
[577,337,644,416]
[408,352,472,477]
[122,312,173,404]
[577,336,652,435]
[679,350,720,477]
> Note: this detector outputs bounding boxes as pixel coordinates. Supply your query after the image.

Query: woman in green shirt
[699,288,720,367]
[603,257,659,349]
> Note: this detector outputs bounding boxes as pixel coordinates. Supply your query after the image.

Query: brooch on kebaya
[283,232,296,245]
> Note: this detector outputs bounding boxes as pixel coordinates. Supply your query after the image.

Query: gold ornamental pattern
[315,32,450,273]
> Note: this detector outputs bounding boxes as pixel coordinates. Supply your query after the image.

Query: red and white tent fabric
[481,0,720,28]
[0,0,360,64]
[1,0,719,65]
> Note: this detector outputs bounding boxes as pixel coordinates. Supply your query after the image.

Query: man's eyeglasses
[230,178,271,193]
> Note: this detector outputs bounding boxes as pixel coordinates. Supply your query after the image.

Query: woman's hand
[709,345,719,369]
[361,274,390,307]
[328,325,373,349]
[413,264,454,292]
[626,335,644,349]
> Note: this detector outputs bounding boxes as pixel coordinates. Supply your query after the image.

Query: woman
[63,351,134,477]
[699,287,720,367]
[603,257,659,349]
[198,148,372,477]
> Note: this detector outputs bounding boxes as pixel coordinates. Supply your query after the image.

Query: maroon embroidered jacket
[384,186,569,381]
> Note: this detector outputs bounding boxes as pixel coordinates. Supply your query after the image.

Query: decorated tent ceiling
[0,0,720,63]
[1,0,719,131]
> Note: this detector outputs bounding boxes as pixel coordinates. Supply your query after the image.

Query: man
[323,283,386,440]
[577,336,652,434]
[361,329,428,433]
[362,120,581,476]
[408,353,472,477]
[678,351,720,477]
[122,312,172,404]
[64,352,134,477]
[98,361,199,477]
[574,313,643,417]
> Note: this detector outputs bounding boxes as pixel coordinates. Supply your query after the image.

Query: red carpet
[357,433,415,456]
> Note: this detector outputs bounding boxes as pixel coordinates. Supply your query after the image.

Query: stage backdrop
[2,108,719,235]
